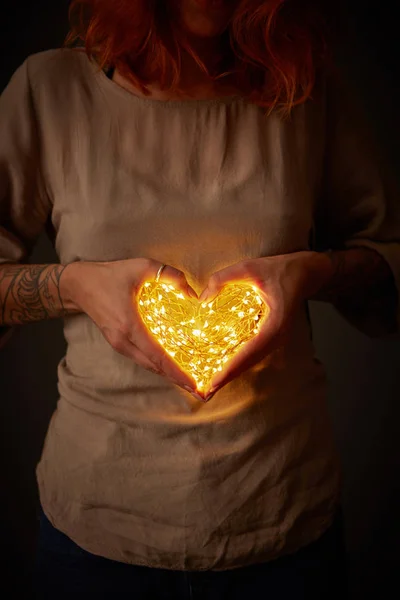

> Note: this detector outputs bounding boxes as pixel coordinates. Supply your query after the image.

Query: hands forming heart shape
[137,281,269,395]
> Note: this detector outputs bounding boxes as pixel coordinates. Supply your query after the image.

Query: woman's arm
[0,263,79,326]
[198,246,398,398]
[310,70,400,338]
[309,247,398,334]
[0,258,200,394]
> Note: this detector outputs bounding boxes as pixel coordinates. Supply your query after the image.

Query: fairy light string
[137,281,269,392]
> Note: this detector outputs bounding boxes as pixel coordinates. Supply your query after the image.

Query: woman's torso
[32,48,340,571]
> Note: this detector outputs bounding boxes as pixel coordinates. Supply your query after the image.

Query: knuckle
[157,353,170,373]
[117,321,131,338]
[104,328,128,354]
[148,353,163,371]
[130,349,155,371]
[208,272,221,288]
[142,257,154,270]
[270,314,284,335]
[242,260,257,276]
[104,328,118,345]
[111,338,126,354]
[239,259,250,271]
[136,257,154,278]
[147,365,161,375]
[169,269,185,284]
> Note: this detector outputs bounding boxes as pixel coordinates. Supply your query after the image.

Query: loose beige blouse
[1,49,399,571]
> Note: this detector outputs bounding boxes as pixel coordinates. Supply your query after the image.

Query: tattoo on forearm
[0,264,67,326]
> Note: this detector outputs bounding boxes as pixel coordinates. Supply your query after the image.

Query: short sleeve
[0,58,51,343]
[313,71,400,338]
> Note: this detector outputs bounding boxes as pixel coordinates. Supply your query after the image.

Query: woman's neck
[111,70,235,101]
[111,39,237,101]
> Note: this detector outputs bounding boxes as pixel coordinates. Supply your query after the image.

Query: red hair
[66,0,330,116]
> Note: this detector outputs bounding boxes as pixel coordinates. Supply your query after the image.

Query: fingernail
[183,385,205,402]
[208,385,220,395]
[203,385,220,402]
[192,392,207,403]
[187,288,198,299]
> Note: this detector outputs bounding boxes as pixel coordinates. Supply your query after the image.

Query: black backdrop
[1,2,399,598]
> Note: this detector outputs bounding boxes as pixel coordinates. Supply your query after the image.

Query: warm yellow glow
[137,281,269,392]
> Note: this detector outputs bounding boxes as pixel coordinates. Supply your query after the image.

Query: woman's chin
[177,0,234,39]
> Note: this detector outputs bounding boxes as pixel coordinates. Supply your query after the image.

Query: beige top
[1,49,399,571]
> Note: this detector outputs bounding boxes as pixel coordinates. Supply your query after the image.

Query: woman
[1,0,399,598]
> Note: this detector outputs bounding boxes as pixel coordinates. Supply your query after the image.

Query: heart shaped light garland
[137,281,269,393]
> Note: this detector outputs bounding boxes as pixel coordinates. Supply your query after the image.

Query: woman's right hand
[60,258,201,397]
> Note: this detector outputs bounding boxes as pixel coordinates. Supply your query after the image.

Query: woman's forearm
[309,247,398,331]
[0,263,80,326]
[1,249,396,329]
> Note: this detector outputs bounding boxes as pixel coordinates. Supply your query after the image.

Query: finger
[134,263,199,390]
[206,317,281,394]
[114,336,195,389]
[130,311,198,391]
[199,262,258,303]
[206,337,277,395]
[153,263,198,299]
[110,335,162,373]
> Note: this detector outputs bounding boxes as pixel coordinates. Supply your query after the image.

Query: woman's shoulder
[25,47,93,92]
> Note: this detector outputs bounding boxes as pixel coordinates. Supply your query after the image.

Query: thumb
[152,264,198,299]
[199,262,250,303]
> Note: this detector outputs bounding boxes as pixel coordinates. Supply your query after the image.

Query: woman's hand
[60,258,200,395]
[199,251,331,400]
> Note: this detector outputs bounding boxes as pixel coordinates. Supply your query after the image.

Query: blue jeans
[34,507,348,599]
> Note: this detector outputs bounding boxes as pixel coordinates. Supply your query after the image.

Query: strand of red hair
[66,0,331,117]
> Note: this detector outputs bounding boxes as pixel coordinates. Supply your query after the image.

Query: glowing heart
[137,281,269,392]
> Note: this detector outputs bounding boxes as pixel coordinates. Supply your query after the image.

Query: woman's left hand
[199,251,330,401]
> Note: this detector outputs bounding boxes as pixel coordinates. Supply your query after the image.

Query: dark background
[1,1,399,597]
